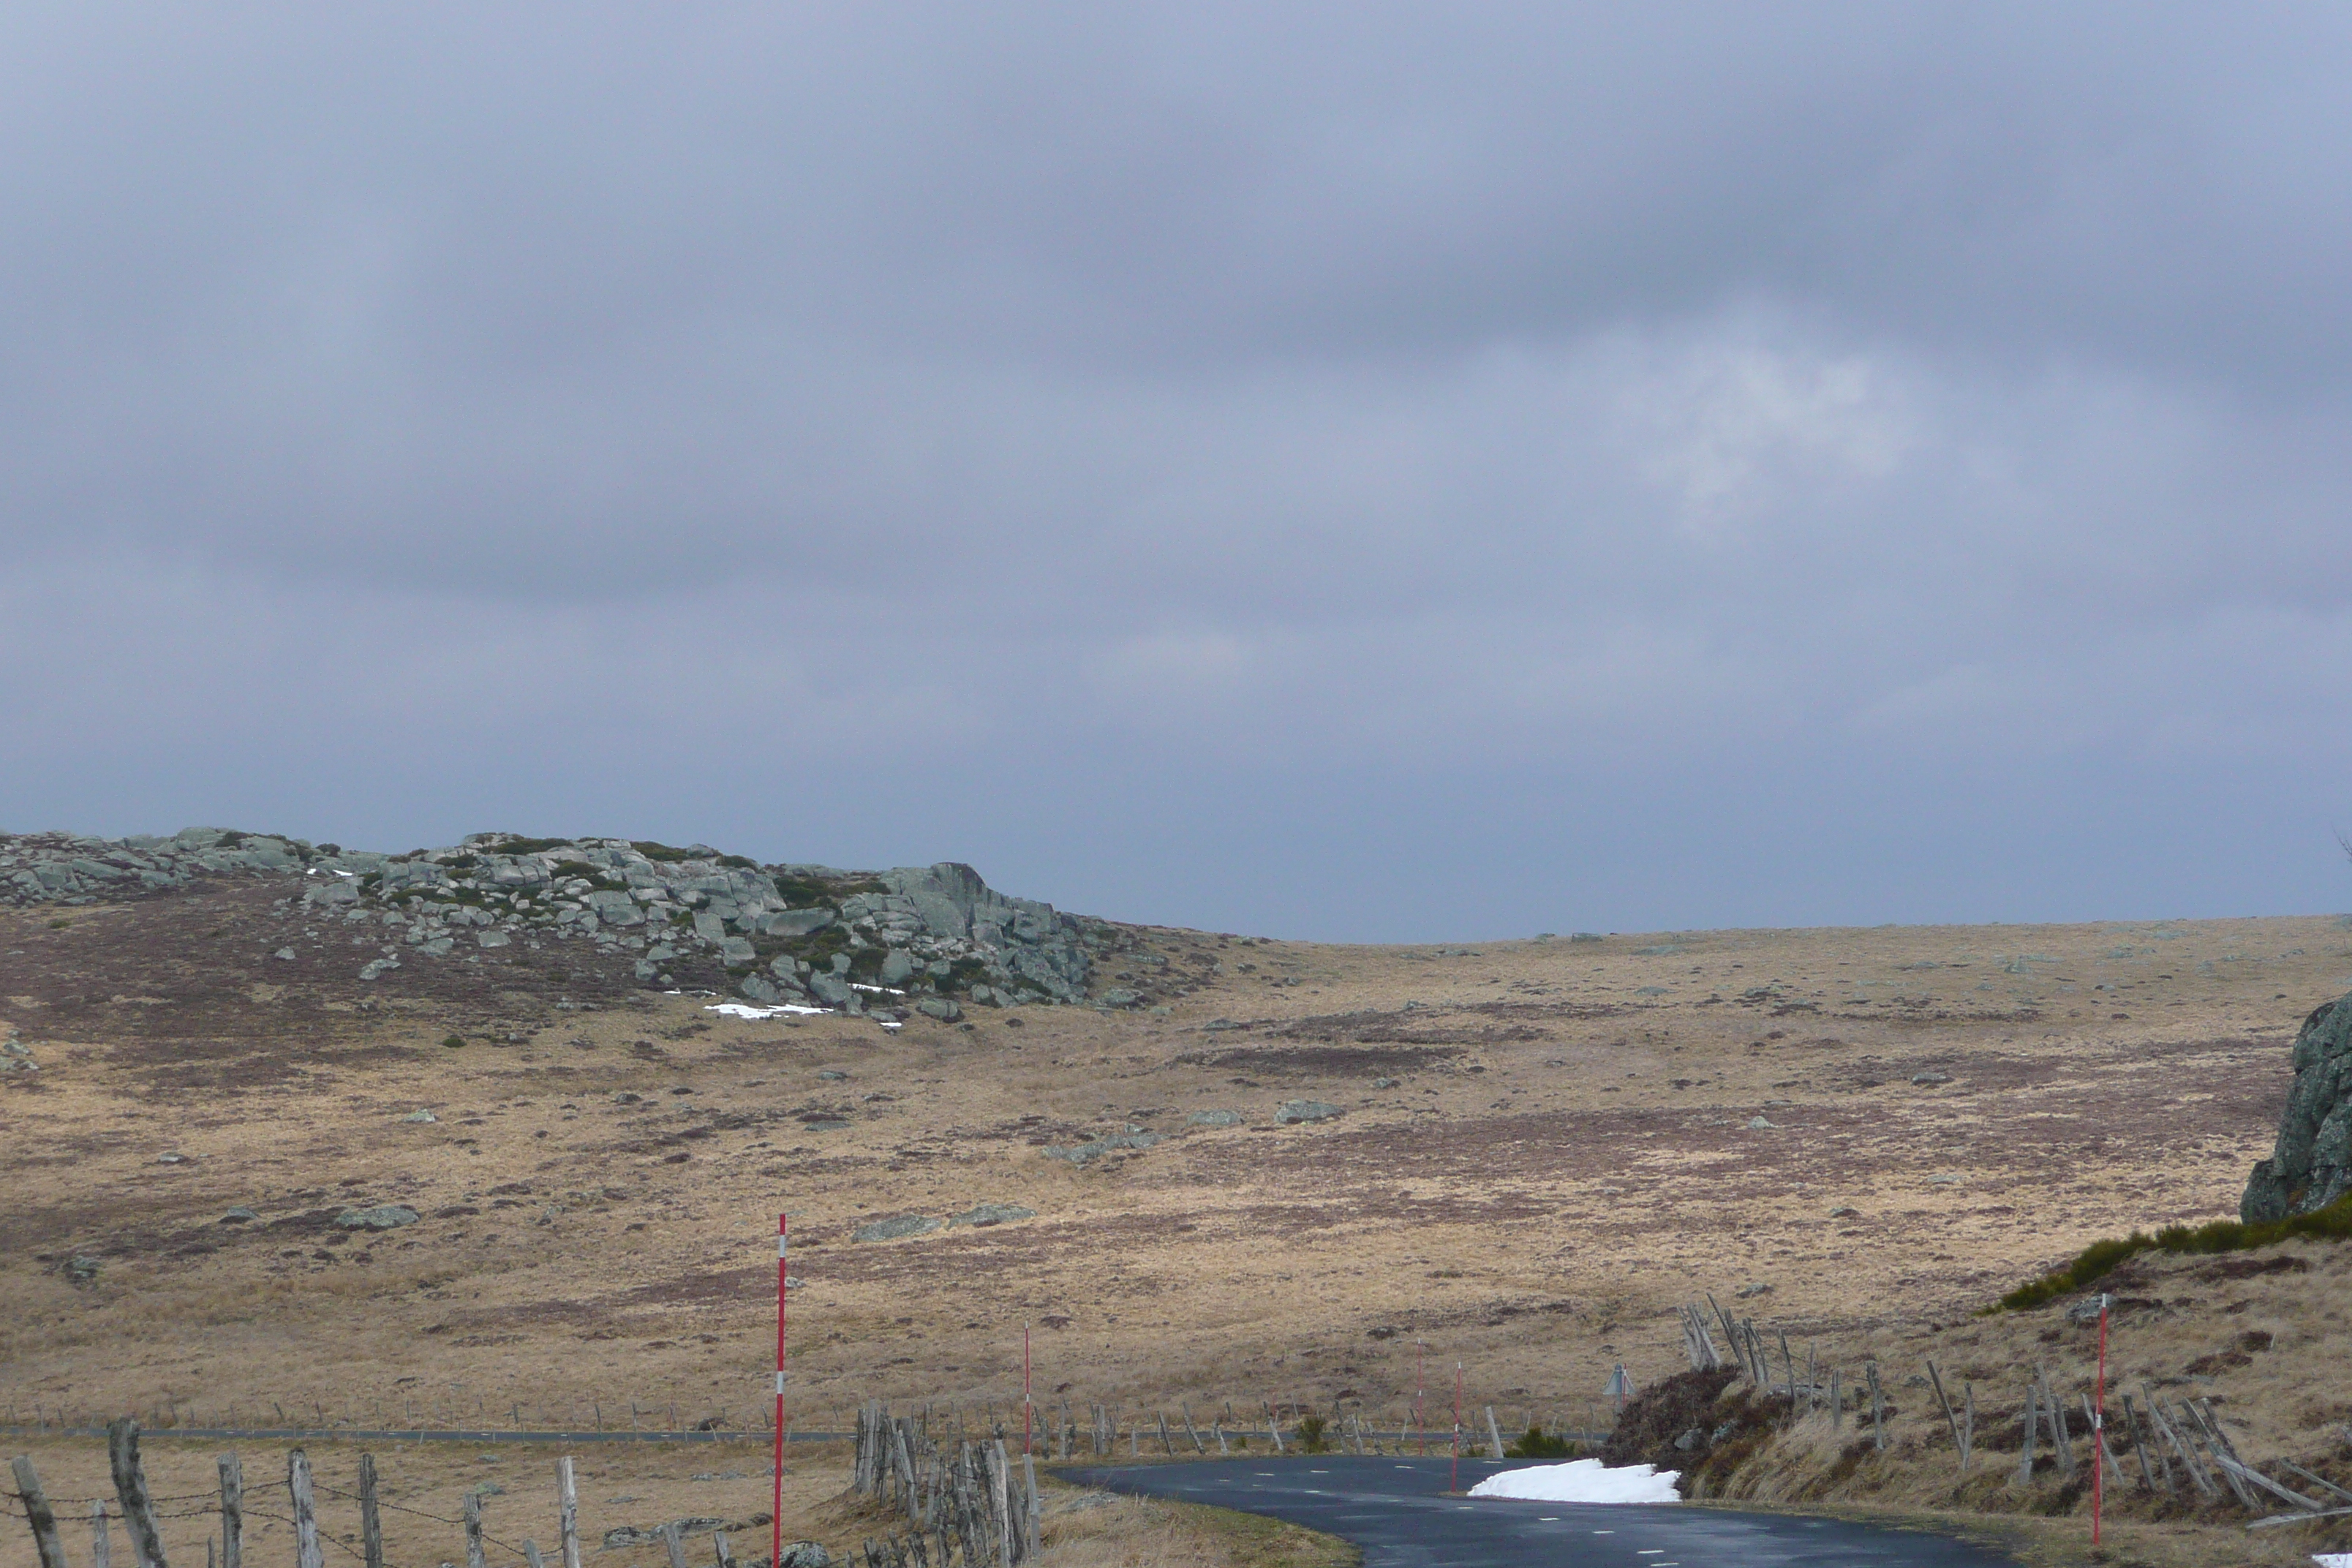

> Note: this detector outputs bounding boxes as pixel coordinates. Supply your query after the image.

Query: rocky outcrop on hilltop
[2242,988,2352,1221]
[0,827,1102,1014]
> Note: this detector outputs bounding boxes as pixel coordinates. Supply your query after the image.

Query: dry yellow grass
[7,889,2351,1566]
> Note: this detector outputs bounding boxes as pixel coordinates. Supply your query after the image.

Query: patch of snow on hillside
[1466,1459,1681,1504]
[706,1001,829,1019]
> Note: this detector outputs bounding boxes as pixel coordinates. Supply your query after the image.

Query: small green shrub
[442,1034,467,1049]
[1991,1191,2352,1311]
[1506,1425,1574,1458]
[717,853,758,870]
[1293,1415,1329,1453]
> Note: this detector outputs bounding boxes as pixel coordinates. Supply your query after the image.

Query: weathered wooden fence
[7,1422,753,1568]
[848,1403,1034,1568]
[1677,1292,2352,1527]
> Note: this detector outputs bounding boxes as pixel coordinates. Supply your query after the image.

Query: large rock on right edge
[2242,991,2352,1222]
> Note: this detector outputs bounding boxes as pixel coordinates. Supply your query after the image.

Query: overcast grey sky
[5,3,2351,939]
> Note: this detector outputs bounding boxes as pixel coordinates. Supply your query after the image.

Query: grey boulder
[853,1214,942,1243]
[2244,989,2352,1221]
[1274,1100,1342,1125]
[336,1205,420,1230]
[916,997,962,1022]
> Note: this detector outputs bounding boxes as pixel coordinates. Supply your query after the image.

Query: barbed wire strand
[7,1485,647,1564]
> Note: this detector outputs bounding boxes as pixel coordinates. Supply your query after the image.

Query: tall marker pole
[2092,1293,2109,1548]
[1023,1325,1034,1455]
[773,1215,788,1568]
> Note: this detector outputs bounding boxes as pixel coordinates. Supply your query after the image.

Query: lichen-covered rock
[1043,1131,1162,1165]
[336,1205,420,1229]
[1275,1099,1342,1124]
[2243,992,2352,1221]
[948,1202,1034,1227]
[853,1214,941,1243]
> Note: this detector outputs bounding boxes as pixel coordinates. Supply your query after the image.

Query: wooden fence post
[2080,1397,2126,1491]
[90,1503,110,1568]
[557,1458,582,1568]
[10,1456,70,1568]
[2039,1372,2074,1478]
[463,1492,486,1568]
[107,1419,167,1568]
[2137,1387,2215,1499]
[287,1451,324,1568]
[1925,1361,1964,1469]
[2013,1384,2038,1485]
[2120,1395,2168,1496]
[358,1457,384,1568]
[1022,1452,1039,1560]
[988,1441,1012,1568]
[218,1454,243,1568]
[661,1524,687,1568]
[1483,1407,1505,1460]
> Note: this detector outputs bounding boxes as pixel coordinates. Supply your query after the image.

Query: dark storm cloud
[5,3,2352,935]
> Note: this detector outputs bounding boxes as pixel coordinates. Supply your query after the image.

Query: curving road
[1068,1456,2019,1567]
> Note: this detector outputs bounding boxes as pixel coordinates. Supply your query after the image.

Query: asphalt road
[1069,1456,2021,1567]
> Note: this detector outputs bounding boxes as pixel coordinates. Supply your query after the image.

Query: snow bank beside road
[1467,1459,1681,1504]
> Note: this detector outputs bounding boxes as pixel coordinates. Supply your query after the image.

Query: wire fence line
[9,1423,759,1568]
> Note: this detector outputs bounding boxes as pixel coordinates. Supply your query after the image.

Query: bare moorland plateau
[5,832,2350,1567]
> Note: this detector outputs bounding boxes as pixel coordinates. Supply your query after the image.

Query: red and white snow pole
[2092,1292,2109,1548]
[773,1214,788,1568]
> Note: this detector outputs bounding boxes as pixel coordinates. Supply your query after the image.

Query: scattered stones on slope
[2242,987,2352,1220]
[1043,1130,1164,1166]
[1274,1099,1343,1124]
